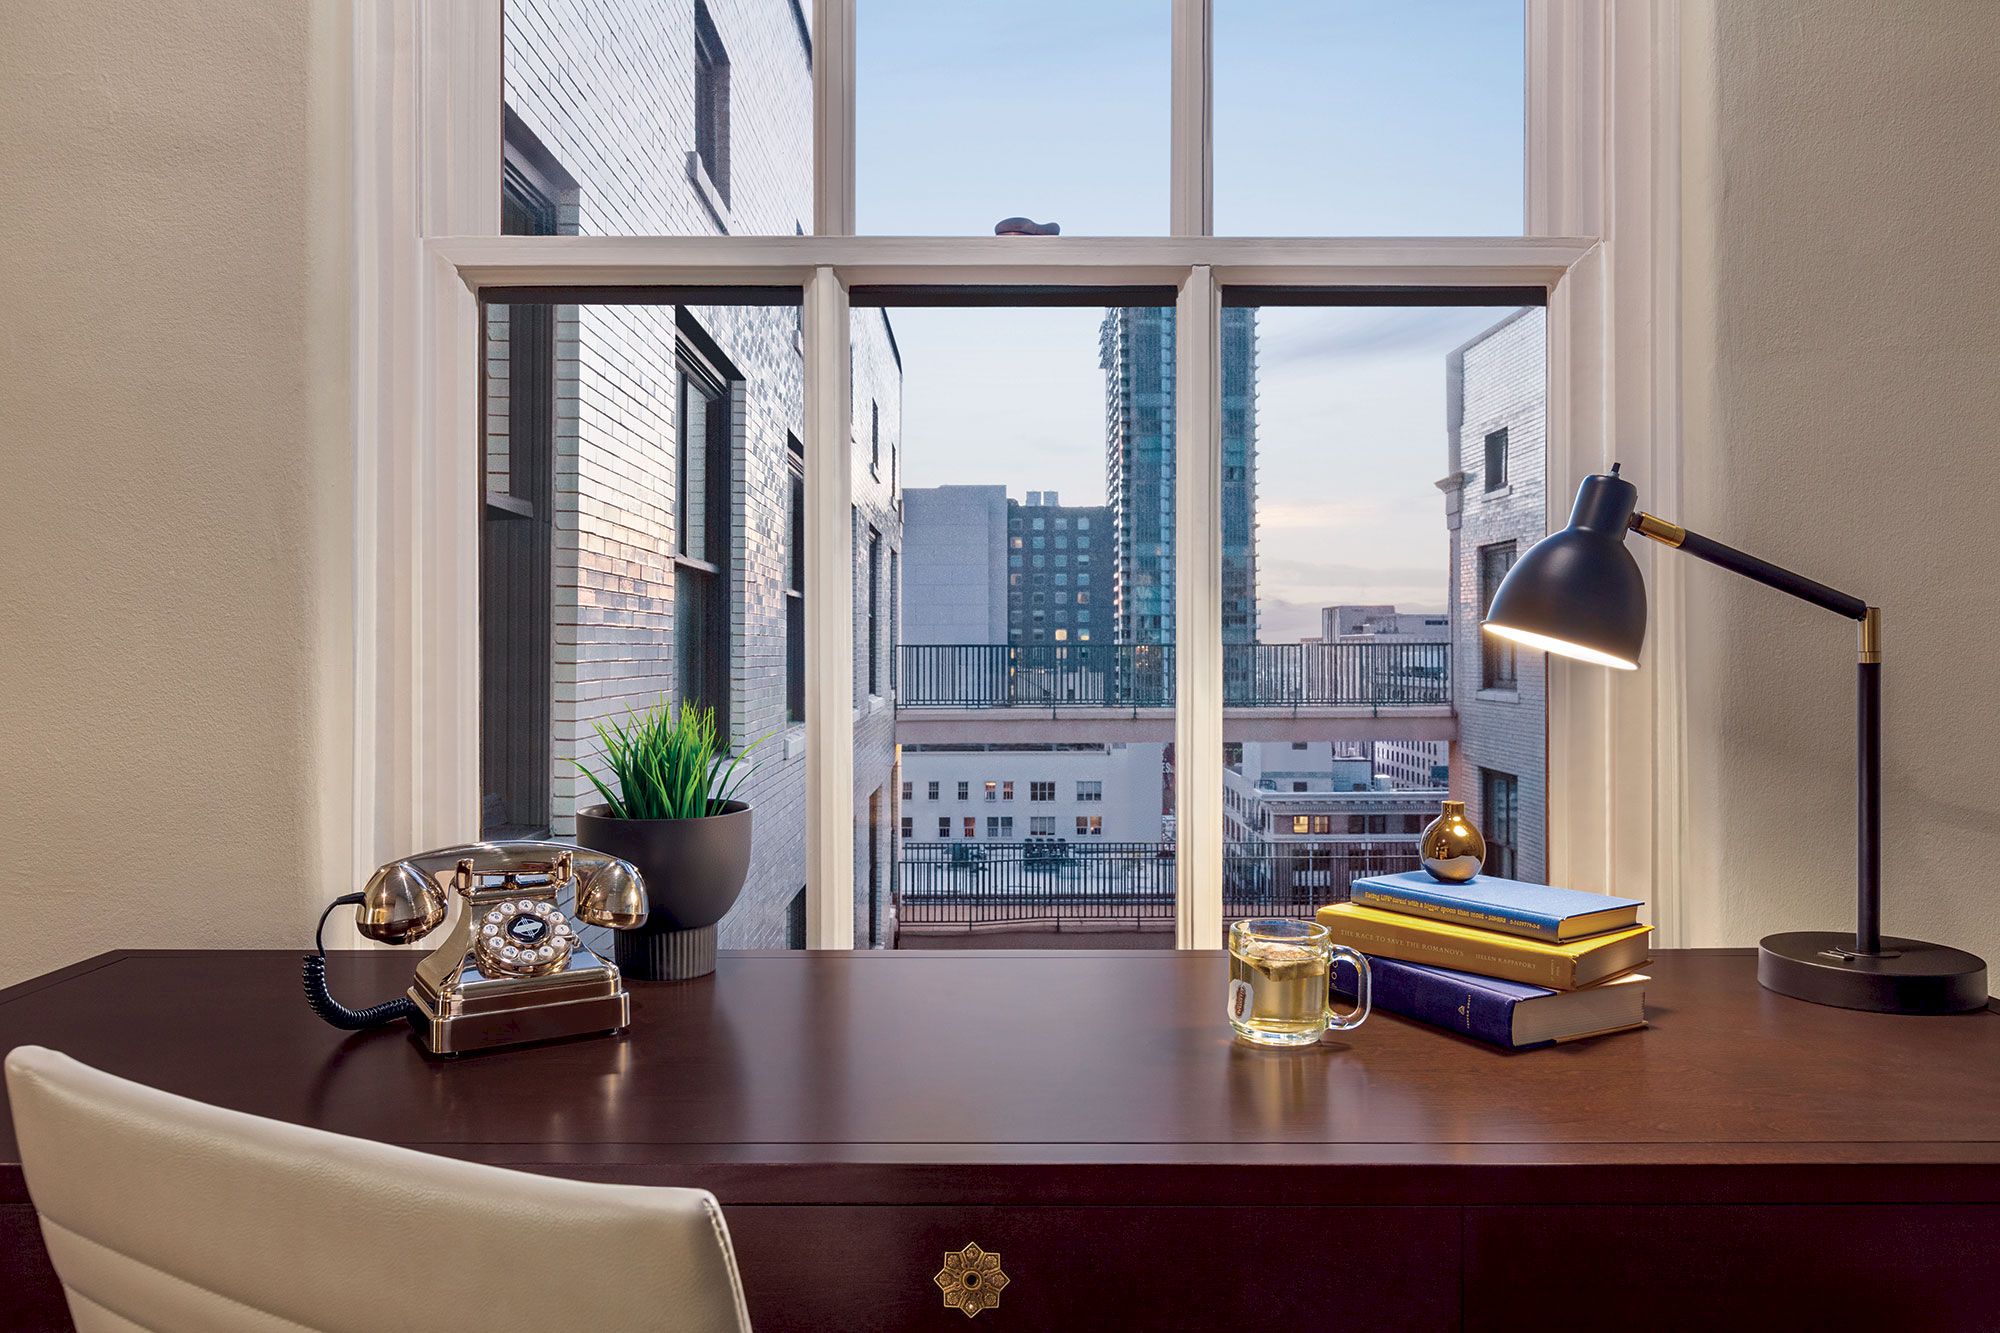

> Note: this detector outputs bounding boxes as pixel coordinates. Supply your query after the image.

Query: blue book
[1334,956,1647,1051]
[1349,869,1643,943]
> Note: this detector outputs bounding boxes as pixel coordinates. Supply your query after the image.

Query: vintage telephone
[303,841,649,1055]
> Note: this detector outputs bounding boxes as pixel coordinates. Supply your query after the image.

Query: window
[1292,782,1308,793]
[869,399,880,474]
[983,780,998,802]
[963,816,976,839]
[675,339,732,735]
[1484,427,1509,491]
[1075,815,1102,836]
[900,815,913,839]
[692,0,731,205]
[1479,541,1519,689]
[1076,781,1102,803]
[1029,781,1056,803]
[888,549,899,694]
[956,781,969,801]
[1291,816,1310,835]
[987,816,1013,839]
[866,526,882,696]
[1029,816,1056,837]
[927,780,940,801]
[1483,768,1520,879]
[901,780,912,801]
[1002,781,1014,801]
[937,816,950,838]
[785,435,806,723]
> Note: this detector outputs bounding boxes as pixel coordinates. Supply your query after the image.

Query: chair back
[4,1046,753,1333]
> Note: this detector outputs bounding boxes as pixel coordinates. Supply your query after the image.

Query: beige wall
[1679,0,2000,973]
[0,2,352,987]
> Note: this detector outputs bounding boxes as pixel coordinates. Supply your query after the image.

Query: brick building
[483,0,903,948]
[1440,307,1547,882]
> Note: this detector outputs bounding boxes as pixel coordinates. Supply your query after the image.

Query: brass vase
[1418,800,1486,883]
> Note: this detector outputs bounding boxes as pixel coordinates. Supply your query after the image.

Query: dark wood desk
[1,949,1997,1330]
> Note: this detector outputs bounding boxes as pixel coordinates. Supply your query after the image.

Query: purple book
[1334,955,1645,1050]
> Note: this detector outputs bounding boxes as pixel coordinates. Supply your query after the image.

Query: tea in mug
[1228,937,1331,1044]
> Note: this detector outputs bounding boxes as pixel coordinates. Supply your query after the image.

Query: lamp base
[1758,932,1989,1014]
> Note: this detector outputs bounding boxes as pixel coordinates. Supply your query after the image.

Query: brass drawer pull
[935,1242,1009,1318]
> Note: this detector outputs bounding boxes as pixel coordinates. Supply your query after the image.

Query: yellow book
[1316,902,1652,991]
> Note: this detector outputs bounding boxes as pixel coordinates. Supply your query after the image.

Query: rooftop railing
[896,839,1423,930]
[897,641,1448,709]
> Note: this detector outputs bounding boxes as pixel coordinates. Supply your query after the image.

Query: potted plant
[573,701,760,981]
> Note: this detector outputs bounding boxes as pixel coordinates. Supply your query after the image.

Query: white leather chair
[4,1046,753,1332]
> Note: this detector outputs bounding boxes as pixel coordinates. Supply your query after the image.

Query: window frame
[356,0,1685,950]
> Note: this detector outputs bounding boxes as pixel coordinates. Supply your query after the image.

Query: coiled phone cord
[301,893,417,1030]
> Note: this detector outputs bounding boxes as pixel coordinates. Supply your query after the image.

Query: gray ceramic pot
[574,800,752,981]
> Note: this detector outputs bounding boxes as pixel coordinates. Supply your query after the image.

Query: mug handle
[1325,945,1371,1032]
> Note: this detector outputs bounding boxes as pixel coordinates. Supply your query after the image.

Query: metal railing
[896,840,1423,928]
[897,641,1448,709]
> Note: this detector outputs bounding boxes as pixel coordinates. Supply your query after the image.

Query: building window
[865,525,881,696]
[1076,781,1102,802]
[901,780,912,801]
[963,816,976,839]
[785,435,805,724]
[692,0,731,203]
[900,815,913,840]
[987,816,1013,839]
[888,548,899,694]
[1290,815,1310,835]
[675,340,732,735]
[1002,780,1014,801]
[937,816,950,838]
[1479,541,1519,689]
[1075,815,1102,836]
[1029,816,1056,837]
[927,780,940,801]
[1293,782,1308,793]
[1029,781,1056,802]
[869,398,880,474]
[1484,427,1509,491]
[957,781,970,801]
[1483,769,1520,879]
[984,780,998,802]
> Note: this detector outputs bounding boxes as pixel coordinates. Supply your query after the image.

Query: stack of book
[1316,870,1651,1051]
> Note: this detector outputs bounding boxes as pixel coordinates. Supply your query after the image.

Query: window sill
[783,726,806,761]
[1475,687,1522,704]
[685,151,732,233]
[1482,484,1513,500]
[867,693,889,716]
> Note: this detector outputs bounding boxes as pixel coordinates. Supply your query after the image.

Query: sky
[857,1,1528,645]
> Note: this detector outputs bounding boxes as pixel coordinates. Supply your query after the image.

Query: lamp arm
[1629,512,1868,621]
[1632,509,1884,957]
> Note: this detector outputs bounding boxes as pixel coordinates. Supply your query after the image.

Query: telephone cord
[301,893,418,1030]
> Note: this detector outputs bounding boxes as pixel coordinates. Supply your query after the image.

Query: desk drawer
[727,1204,1459,1331]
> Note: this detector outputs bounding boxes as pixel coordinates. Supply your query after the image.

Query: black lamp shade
[1482,470,1648,671]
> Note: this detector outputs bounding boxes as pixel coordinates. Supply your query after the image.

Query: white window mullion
[812,0,856,235]
[803,266,855,948]
[1174,264,1223,948]
[1170,0,1213,237]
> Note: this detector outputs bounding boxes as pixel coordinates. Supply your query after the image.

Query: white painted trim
[1174,266,1224,949]
[1530,0,1684,938]
[1170,0,1213,236]
[349,1,498,894]
[434,234,1592,292]
[803,267,855,948]
[811,0,854,235]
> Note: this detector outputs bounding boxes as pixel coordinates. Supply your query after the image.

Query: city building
[1099,306,1259,646]
[1440,307,1548,882]
[1318,605,1452,790]
[489,0,903,948]
[1007,491,1111,645]
[1222,746,1441,901]
[898,744,1167,846]
[901,485,1008,646]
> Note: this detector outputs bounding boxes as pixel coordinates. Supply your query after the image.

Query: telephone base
[405,976,633,1056]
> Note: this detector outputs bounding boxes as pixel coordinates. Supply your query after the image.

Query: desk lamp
[1483,465,1987,1014]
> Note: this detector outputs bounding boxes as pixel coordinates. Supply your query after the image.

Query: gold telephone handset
[304,841,650,1055]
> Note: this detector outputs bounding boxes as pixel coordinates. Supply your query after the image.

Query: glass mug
[1227,918,1372,1046]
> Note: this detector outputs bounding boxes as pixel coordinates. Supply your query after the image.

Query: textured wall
[1445,308,1548,883]
[1679,0,2000,968]
[0,3,351,988]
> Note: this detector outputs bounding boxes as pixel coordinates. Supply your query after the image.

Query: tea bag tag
[1227,979,1253,1023]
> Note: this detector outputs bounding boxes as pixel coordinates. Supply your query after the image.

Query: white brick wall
[1445,307,1549,882]
[502,0,900,948]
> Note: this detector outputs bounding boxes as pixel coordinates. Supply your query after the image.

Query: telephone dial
[304,841,649,1055]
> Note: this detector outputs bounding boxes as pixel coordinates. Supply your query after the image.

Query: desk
[1,949,1997,1330]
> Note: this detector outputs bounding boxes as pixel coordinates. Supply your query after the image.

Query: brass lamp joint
[1860,606,1881,664]
[1631,512,1686,548]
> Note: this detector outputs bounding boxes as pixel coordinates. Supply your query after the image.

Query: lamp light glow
[1482,622,1639,671]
